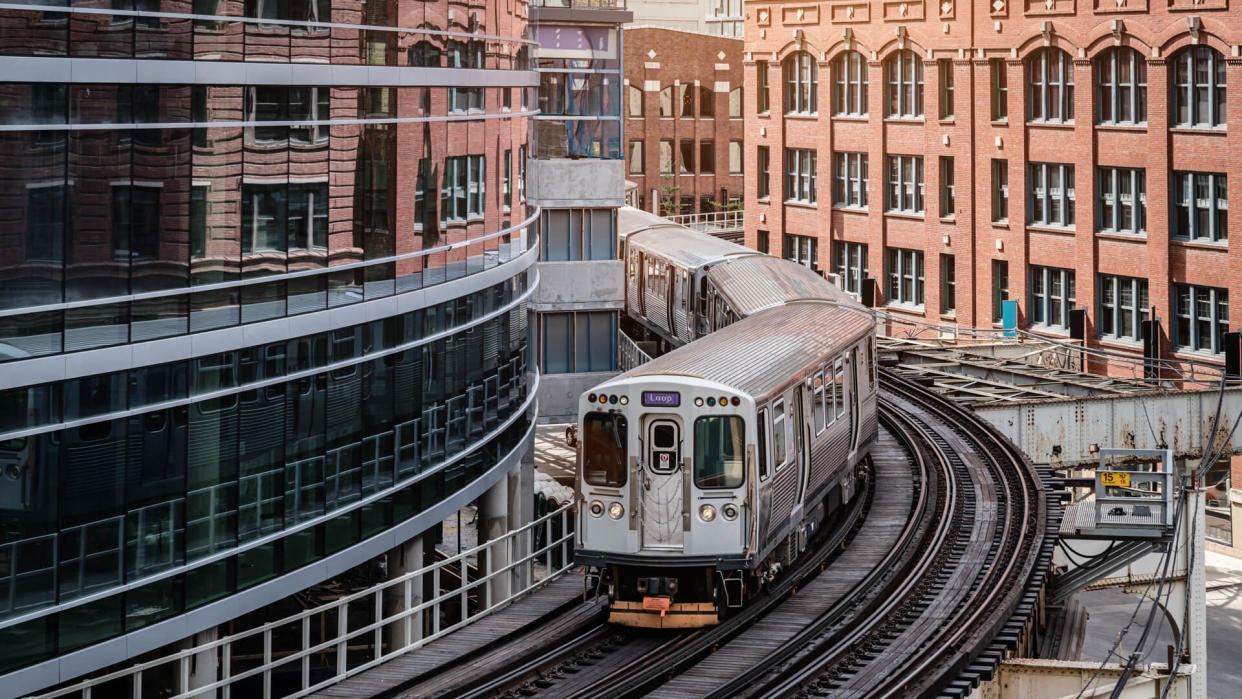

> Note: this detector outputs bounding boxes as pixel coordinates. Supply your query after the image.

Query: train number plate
[1099,472,1131,488]
[642,596,671,612]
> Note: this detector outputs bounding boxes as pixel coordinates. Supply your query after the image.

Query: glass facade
[0,0,539,681]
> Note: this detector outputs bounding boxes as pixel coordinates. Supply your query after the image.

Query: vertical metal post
[336,600,347,678]
[432,567,441,635]
[222,641,232,699]
[263,628,272,699]
[1187,487,1207,699]
[302,616,311,690]
[374,589,383,660]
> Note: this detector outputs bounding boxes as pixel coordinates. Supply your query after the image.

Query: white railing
[619,330,652,372]
[665,209,744,234]
[35,503,577,699]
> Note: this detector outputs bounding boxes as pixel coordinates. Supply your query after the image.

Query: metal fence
[531,0,627,7]
[36,503,577,699]
[618,330,652,372]
[665,210,744,234]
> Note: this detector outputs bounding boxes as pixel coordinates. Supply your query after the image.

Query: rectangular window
[518,145,526,202]
[287,182,328,251]
[1097,167,1146,235]
[659,139,673,175]
[1028,162,1075,228]
[939,254,955,315]
[628,84,643,118]
[886,247,924,307]
[757,61,770,113]
[241,183,286,254]
[441,154,485,222]
[679,139,695,174]
[659,86,673,117]
[628,140,644,175]
[939,156,955,219]
[832,152,868,209]
[991,58,1008,121]
[833,241,869,295]
[992,260,1009,322]
[1098,274,1149,342]
[1029,265,1076,330]
[729,140,743,174]
[540,209,617,262]
[679,83,693,118]
[1172,171,1227,242]
[1174,284,1229,354]
[757,230,770,254]
[540,311,618,373]
[784,148,817,204]
[938,59,954,119]
[885,155,924,214]
[992,159,1009,222]
[729,87,742,118]
[757,146,771,199]
[503,149,512,208]
[26,185,65,262]
[112,184,161,261]
[699,140,715,174]
[783,234,817,270]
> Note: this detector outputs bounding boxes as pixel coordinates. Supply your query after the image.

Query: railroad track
[407,371,1056,699]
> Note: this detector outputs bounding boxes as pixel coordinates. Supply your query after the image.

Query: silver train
[575,207,879,628]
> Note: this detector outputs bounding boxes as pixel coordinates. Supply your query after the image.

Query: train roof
[616,206,682,241]
[708,256,856,318]
[612,302,874,401]
[626,225,754,270]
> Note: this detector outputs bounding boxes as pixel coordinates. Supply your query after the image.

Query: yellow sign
[1100,471,1131,488]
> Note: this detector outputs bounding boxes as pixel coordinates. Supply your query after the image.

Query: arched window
[885,50,923,118]
[784,51,817,114]
[699,85,714,118]
[1027,48,1074,123]
[1096,47,1146,125]
[628,85,643,117]
[1172,46,1226,128]
[833,50,868,116]
[659,85,673,117]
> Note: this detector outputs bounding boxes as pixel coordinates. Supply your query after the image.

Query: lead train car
[575,302,878,628]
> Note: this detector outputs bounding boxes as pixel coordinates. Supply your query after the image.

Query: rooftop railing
[531,0,627,8]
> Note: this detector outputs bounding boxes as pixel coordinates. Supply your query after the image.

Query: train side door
[636,251,647,316]
[848,348,861,452]
[666,266,676,335]
[640,416,684,551]
[794,384,810,504]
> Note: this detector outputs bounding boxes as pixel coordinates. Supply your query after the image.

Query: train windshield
[583,412,627,487]
[694,416,744,488]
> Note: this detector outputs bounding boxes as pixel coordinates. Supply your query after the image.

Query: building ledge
[531,6,633,23]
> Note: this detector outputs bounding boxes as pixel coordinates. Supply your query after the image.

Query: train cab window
[694,416,745,488]
[771,400,788,467]
[583,412,627,487]
[833,358,846,418]
[757,408,770,480]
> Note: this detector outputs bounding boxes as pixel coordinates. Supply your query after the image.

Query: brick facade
[744,2,1242,373]
[624,27,745,216]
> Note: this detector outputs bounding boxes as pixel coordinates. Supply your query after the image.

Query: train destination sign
[642,391,681,407]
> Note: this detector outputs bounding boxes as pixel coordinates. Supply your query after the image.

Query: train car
[616,207,756,350]
[575,302,878,628]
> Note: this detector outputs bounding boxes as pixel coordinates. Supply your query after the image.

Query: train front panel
[576,376,756,628]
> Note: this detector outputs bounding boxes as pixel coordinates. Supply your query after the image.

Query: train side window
[757,409,769,480]
[834,358,846,418]
[771,400,787,467]
[870,338,878,387]
[812,373,826,434]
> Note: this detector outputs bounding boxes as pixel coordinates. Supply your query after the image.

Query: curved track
[404,370,1056,699]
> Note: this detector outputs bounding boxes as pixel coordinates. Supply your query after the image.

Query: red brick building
[744,2,1242,372]
[624,27,745,216]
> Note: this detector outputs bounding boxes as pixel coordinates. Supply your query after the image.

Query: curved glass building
[0,0,538,690]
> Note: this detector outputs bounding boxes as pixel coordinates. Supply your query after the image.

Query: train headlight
[694,397,704,407]
[619,395,629,405]
[608,502,625,520]
[699,504,716,522]
[722,503,739,521]
[589,500,605,517]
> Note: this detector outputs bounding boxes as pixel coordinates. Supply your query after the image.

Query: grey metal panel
[709,256,854,317]
[617,303,872,402]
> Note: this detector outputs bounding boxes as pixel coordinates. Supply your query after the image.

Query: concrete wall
[529,158,626,207]
[532,260,624,312]
[537,371,618,423]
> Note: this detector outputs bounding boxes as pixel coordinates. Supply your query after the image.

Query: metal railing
[665,209,744,234]
[618,330,652,372]
[35,503,576,699]
[531,0,627,8]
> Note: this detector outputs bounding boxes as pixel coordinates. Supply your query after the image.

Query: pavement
[1077,550,1242,699]
[534,422,576,483]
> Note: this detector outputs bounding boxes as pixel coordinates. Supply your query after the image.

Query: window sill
[1170,348,1225,363]
[1169,126,1227,136]
[1026,121,1075,129]
[1095,231,1147,242]
[938,117,955,126]
[1027,325,1071,337]
[939,312,957,321]
[699,173,716,176]
[832,114,869,122]
[1097,336,1143,351]
[1026,224,1076,236]
[1096,123,1147,132]
[939,216,956,224]
[885,303,926,315]
[832,205,869,214]
[783,201,818,210]
[884,117,926,124]
[991,220,1010,229]
[990,119,1009,127]
[757,197,772,205]
[884,211,925,222]
[1171,238,1229,251]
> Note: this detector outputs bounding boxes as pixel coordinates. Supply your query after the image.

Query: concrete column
[383,535,424,653]
[509,449,536,592]
[478,473,511,607]
[178,628,218,694]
